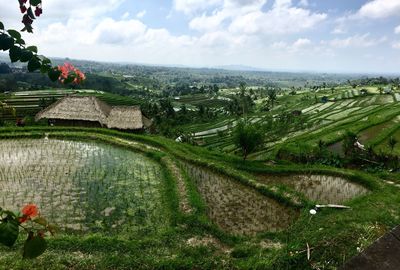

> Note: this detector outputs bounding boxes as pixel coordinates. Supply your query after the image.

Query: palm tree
[388,136,398,153]
[267,87,277,108]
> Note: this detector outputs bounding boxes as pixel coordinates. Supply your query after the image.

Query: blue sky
[1,0,400,73]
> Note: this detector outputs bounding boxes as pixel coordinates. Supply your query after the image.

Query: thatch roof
[36,96,150,130]
[107,106,145,130]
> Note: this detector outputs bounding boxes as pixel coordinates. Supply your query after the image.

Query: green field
[180,86,400,159]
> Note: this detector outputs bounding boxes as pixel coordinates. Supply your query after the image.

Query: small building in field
[384,87,392,94]
[35,96,151,131]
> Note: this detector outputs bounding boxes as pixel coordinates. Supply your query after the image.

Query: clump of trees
[225,82,255,116]
[276,131,400,171]
[233,120,264,160]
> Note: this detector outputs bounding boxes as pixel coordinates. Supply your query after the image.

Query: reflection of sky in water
[258,174,368,204]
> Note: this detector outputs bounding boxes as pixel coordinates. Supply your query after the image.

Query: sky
[0,0,400,74]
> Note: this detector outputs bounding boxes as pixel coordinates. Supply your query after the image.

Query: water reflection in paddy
[257,174,368,204]
[182,162,298,235]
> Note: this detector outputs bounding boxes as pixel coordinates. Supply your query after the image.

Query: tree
[342,131,357,156]
[233,120,264,160]
[159,99,175,118]
[318,140,326,152]
[388,136,398,153]
[239,82,248,115]
[198,104,205,117]
[0,63,11,74]
[266,87,277,108]
[180,104,187,115]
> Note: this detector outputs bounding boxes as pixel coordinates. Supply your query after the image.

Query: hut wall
[50,119,102,128]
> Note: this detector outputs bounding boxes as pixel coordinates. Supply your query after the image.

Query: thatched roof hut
[35,96,151,130]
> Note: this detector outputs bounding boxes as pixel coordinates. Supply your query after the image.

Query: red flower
[19,204,39,223]
[35,7,42,17]
[20,5,27,13]
[57,63,86,84]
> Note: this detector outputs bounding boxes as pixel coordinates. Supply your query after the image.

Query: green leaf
[16,38,25,45]
[27,7,36,20]
[30,0,42,6]
[0,219,19,247]
[47,224,58,235]
[20,49,34,63]
[0,22,4,30]
[0,35,14,51]
[48,68,61,82]
[33,217,47,227]
[40,64,51,74]
[40,57,51,65]
[23,235,47,259]
[7,30,21,41]
[28,57,41,72]
[9,46,22,63]
[21,25,34,33]
[63,76,74,84]
[26,46,38,53]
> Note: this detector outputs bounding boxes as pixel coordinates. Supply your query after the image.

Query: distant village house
[35,96,151,131]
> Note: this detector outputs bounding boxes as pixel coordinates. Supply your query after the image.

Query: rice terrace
[2,0,400,269]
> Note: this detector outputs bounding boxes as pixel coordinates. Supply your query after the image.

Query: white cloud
[44,0,126,19]
[189,11,229,32]
[173,0,222,15]
[298,0,309,7]
[271,41,288,49]
[122,12,130,20]
[392,42,400,49]
[395,25,400,34]
[325,34,387,48]
[357,0,400,19]
[332,27,346,35]
[189,0,326,35]
[293,38,311,48]
[136,10,147,19]
[271,38,312,52]
[229,4,326,35]
[93,18,147,44]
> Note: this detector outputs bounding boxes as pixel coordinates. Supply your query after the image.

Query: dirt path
[163,157,192,214]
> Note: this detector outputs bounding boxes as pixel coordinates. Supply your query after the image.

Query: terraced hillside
[0,127,398,269]
[0,89,140,121]
[182,86,400,159]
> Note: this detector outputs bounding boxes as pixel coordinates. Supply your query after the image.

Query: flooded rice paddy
[0,139,167,233]
[257,174,368,204]
[182,162,298,235]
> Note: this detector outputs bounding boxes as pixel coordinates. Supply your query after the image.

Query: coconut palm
[388,136,398,153]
